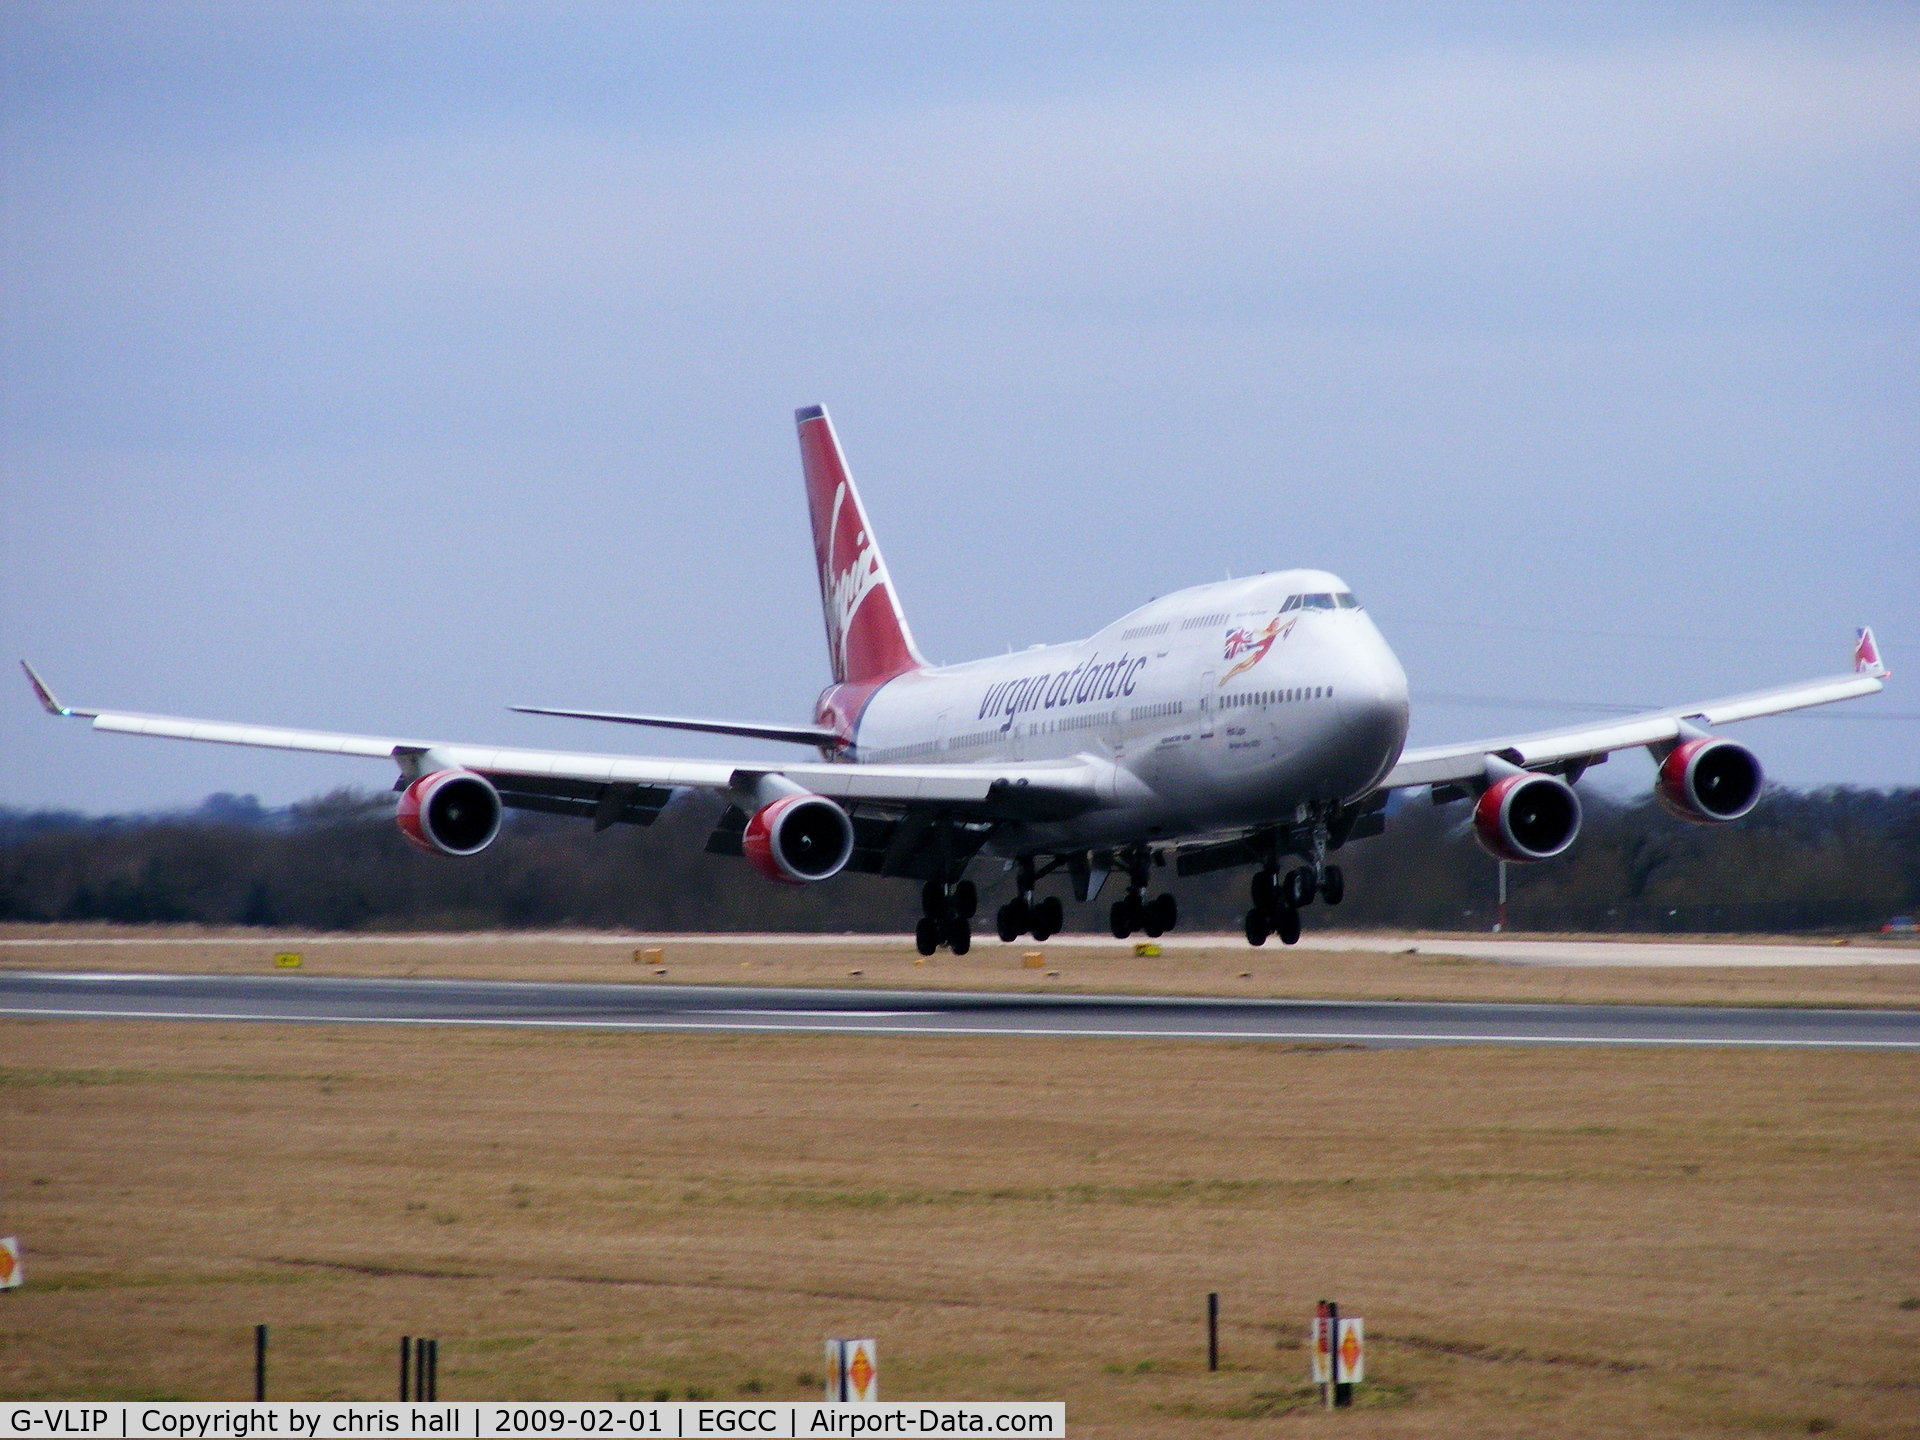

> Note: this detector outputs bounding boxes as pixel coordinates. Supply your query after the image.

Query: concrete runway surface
[4,932,1917,965]
[3,971,1916,1048]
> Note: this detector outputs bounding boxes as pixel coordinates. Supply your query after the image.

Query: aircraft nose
[1336,626,1411,761]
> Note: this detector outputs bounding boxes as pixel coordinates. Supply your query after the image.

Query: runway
[3,971,1917,1048]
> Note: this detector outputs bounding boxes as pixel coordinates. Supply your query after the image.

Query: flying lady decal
[1221,617,1292,683]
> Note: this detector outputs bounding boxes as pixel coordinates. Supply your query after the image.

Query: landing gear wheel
[1319,865,1345,906]
[1286,866,1317,909]
[1032,895,1062,942]
[997,898,1028,943]
[921,880,946,918]
[914,916,940,956]
[948,917,972,955]
[1274,906,1301,945]
[952,880,978,920]
[1252,870,1279,910]
[1245,908,1271,946]
[1152,893,1178,933]
[1110,898,1134,940]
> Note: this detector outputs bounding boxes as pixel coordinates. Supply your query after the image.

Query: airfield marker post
[428,1338,438,1400]
[1326,1302,1338,1409]
[253,1324,267,1401]
[1207,1293,1218,1371]
[398,1337,410,1402]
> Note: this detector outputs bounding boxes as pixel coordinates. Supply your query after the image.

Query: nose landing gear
[1244,818,1345,946]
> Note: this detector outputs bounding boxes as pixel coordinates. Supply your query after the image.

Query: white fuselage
[840,570,1411,852]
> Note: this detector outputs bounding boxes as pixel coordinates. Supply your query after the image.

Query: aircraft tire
[1153,893,1178,933]
[949,917,972,955]
[922,881,946,918]
[997,900,1026,943]
[1032,896,1062,941]
[1275,906,1302,945]
[1320,865,1345,905]
[1109,900,1133,939]
[1244,908,1271,946]
[1286,866,1317,908]
[914,917,940,957]
[953,880,978,920]
[1252,871,1278,910]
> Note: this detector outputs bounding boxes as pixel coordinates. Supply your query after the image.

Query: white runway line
[5,1004,1918,1048]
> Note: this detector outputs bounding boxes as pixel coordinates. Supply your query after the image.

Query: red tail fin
[796,406,926,685]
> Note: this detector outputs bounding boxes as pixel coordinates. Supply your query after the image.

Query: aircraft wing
[1382,651,1888,791]
[19,663,1115,822]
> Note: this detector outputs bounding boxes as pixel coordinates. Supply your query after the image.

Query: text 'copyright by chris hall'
[6,1404,1064,1439]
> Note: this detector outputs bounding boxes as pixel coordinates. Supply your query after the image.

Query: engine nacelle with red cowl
[1473,770,1582,863]
[742,793,855,885]
[397,769,504,857]
[1655,736,1763,824]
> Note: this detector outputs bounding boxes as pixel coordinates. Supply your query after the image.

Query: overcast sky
[3,1,1915,814]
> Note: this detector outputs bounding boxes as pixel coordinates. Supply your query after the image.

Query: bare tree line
[2,784,1915,934]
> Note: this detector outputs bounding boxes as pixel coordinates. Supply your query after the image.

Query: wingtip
[20,659,69,716]
[1855,626,1890,679]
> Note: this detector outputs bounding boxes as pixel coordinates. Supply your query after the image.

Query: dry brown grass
[4,926,1920,1010]
[2,1016,1917,1438]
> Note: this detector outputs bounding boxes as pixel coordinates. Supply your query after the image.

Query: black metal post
[254,1325,267,1401]
[414,1337,428,1400]
[1207,1293,1219,1372]
[399,1337,411,1402]
[428,1338,438,1401]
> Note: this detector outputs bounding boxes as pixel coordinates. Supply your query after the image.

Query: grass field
[4,925,1920,1010]
[3,1004,1917,1436]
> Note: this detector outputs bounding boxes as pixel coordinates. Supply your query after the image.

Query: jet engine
[742,792,855,884]
[397,768,503,856]
[1655,736,1763,824]
[1472,770,1582,863]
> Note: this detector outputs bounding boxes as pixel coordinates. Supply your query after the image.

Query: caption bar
[6,1405,1063,1439]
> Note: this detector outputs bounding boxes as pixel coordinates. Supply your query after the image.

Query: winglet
[20,661,96,718]
[1854,627,1889,678]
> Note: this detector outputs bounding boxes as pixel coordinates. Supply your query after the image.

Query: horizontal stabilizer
[510,704,845,749]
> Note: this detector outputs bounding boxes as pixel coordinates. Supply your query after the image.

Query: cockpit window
[1335,592,1359,609]
[1304,593,1336,610]
[1279,594,1301,612]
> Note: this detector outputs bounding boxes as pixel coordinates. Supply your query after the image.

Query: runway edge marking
[3,1005,1918,1048]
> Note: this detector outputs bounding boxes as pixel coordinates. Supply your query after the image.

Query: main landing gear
[1244,861,1343,946]
[1107,846,1179,940]
[995,857,1063,943]
[917,878,977,956]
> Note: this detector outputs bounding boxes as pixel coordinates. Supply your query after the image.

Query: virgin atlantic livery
[23,406,1891,952]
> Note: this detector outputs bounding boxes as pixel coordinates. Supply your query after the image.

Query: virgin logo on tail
[1855,626,1886,675]
[822,482,887,683]
[797,406,926,686]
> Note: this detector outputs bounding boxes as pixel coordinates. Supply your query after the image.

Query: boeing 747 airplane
[24,406,1890,951]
